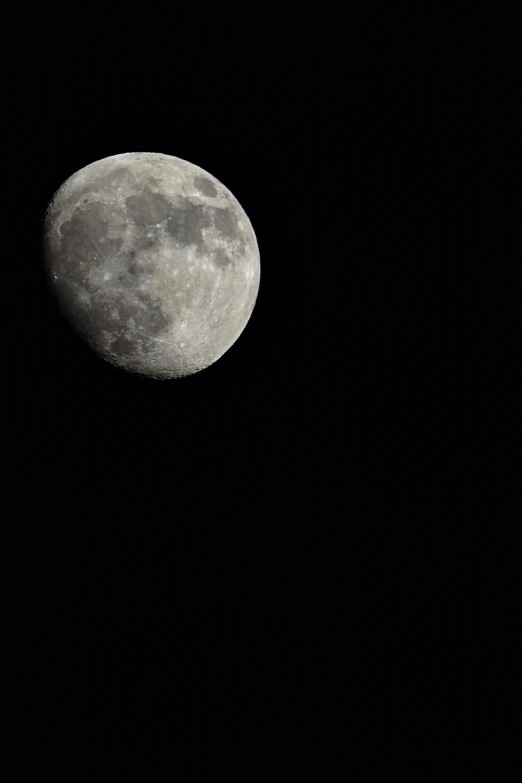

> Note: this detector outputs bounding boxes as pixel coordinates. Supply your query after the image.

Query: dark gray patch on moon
[59,201,108,237]
[212,248,232,268]
[134,231,160,253]
[211,206,246,252]
[117,251,155,281]
[213,207,239,240]
[166,201,211,248]
[109,335,136,357]
[194,176,218,197]
[125,188,170,226]
[116,253,136,280]
[59,203,124,273]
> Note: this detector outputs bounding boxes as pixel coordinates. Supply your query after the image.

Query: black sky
[3,20,518,761]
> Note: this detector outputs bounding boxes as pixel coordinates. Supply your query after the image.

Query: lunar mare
[42,152,260,378]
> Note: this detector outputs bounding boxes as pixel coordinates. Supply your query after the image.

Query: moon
[42,152,261,378]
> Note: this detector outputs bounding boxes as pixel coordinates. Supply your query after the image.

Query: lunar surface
[42,152,260,378]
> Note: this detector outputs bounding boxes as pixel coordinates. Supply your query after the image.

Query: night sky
[4,29,516,754]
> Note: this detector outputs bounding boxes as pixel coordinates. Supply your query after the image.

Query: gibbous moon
[42,152,261,378]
